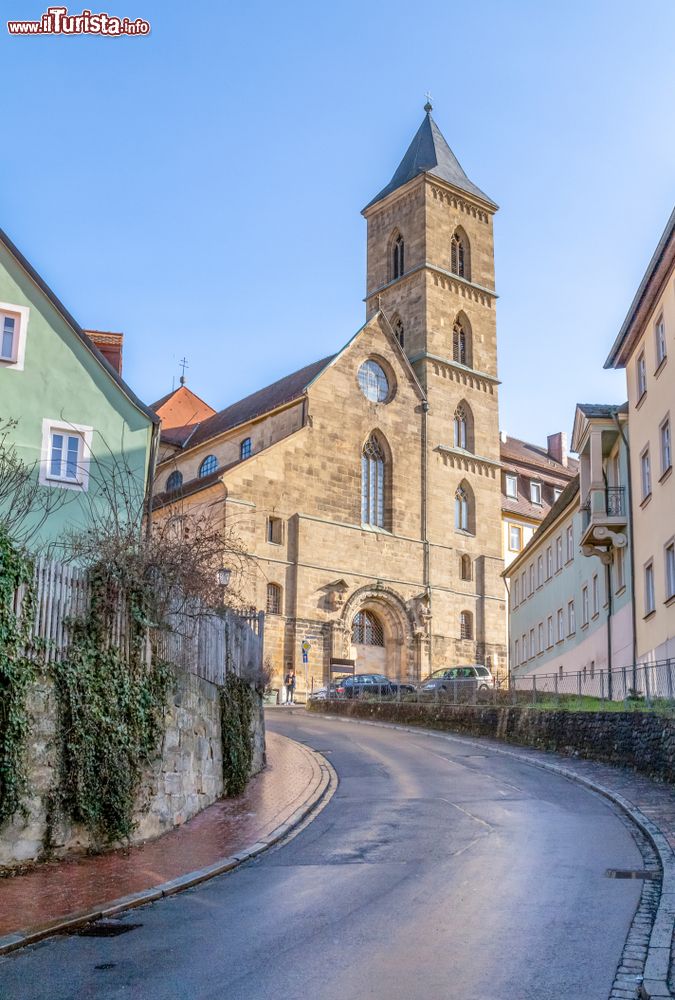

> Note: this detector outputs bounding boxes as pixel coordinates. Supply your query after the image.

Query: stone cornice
[365,263,497,308]
[436,445,501,477]
[409,352,500,393]
[428,181,491,223]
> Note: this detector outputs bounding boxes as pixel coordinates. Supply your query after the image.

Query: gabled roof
[153,384,217,447]
[0,226,158,425]
[576,402,629,419]
[185,356,335,449]
[500,436,579,477]
[605,205,675,369]
[363,108,497,212]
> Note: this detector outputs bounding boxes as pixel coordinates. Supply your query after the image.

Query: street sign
[301,640,311,652]
[302,650,308,664]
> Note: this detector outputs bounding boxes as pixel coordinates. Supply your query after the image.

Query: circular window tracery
[357,359,389,403]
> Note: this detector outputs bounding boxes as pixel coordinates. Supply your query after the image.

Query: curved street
[0,712,646,1000]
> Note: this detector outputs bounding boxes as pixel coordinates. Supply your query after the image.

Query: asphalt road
[0,711,645,1000]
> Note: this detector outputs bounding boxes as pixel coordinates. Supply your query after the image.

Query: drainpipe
[612,410,637,667]
[504,576,511,690]
[421,399,431,678]
[144,420,161,543]
[605,556,613,699]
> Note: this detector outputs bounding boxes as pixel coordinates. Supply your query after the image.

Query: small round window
[357,360,389,403]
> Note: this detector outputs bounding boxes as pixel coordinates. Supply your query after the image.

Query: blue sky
[3,0,675,445]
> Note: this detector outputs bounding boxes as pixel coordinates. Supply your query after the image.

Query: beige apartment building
[151,106,507,693]
[605,207,675,663]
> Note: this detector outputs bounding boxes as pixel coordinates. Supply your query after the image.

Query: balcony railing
[581,486,626,531]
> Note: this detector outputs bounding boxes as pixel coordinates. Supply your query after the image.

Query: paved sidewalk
[0,731,326,943]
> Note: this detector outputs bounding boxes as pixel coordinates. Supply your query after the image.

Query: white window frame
[555,536,563,571]
[514,638,520,666]
[537,622,544,654]
[566,524,574,562]
[546,545,553,579]
[665,541,675,601]
[637,350,647,399]
[505,474,518,499]
[655,314,667,368]
[644,561,655,616]
[39,419,93,491]
[557,608,564,642]
[641,447,652,500]
[547,615,554,648]
[513,578,520,606]
[529,628,535,659]
[530,480,542,505]
[508,523,522,552]
[568,600,576,635]
[581,585,589,626]
[537,555,544,587]
[660,417,672,476]
[592,574,599,616]
[616,545,626,591]
[0,302,29,371]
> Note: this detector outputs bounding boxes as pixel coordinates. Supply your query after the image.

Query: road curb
[315,711,674,999]
[0,738,337,958]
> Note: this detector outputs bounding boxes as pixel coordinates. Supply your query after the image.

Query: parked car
[335,673,415,699]
[419,664,494,695]
[309,682,342,701]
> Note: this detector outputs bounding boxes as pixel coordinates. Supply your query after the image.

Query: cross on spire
[424,91,433,113]
[178,357,189,385]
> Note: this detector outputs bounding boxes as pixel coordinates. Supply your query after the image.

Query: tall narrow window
[460,554,472,581]
[568,601,576,635]
[546,546,553,579]
[641,447,651,499]
[660,418,672,475]
[454,484,472,533]
[392,234,405,279]
[361,434,386,528]
[451,230,469,279]
[538,622,544,654]
[637,351,647,399]
[616,545,626,591]
[566,524,574,562]
[459,610,473,640]
[266,583,282,615]
[644,562,655,615]
[240,438,252,460]
[582,585,589,626]
[555,536,563,571]
[514,639,520,666]
[537,555,544,587]
[592,574,599,615]
[166,470,183,492]
[655,315,667,368]
[557,608,564,642]
[547,616,554,647]
[267,516,283,544]
[453,321,467,365]
[665,542,675,600]
[454,404,469,450]
[509,524,522,551]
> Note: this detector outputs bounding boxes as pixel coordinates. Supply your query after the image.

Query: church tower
[362,102,505,671]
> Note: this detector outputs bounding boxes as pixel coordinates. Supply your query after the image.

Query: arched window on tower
[455,481,474,534]
[460,610,474,640]
[451,228,470,280]
[352,609,384,646]
[453,401,474,452]
[361,434,388,528]
[392,234,405,279]
[453,321,466,366]
[460,554,472,581]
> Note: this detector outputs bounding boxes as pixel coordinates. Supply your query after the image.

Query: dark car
[335,673,415,699]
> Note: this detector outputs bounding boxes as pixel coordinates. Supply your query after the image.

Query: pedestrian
[285,668,296,705]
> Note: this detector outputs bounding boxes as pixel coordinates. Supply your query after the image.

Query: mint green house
[0,227,158,550]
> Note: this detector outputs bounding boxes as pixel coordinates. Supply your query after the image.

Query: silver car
[419,664,494,693]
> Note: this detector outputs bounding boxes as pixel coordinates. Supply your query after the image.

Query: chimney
[547,432,568,467]
[85,330,124,376]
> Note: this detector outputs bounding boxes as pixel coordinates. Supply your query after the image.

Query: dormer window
[505,474,518,499]
[530,481,542,504]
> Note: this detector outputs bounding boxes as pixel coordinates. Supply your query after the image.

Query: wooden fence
[14,557,264,684]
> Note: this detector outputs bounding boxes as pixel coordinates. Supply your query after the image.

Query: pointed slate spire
[364,105,497,211]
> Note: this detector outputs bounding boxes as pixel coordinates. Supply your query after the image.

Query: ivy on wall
[0,527,35,825]
[220,674,254,797]
[51,568,169,844]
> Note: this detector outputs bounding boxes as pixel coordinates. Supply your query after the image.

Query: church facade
[151,107,506,694]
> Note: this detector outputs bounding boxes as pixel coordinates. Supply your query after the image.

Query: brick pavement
[0,731,321,940]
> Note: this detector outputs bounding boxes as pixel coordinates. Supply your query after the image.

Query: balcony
[580,486,627,550]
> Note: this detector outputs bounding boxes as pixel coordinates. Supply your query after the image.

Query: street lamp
[217,567,231,587]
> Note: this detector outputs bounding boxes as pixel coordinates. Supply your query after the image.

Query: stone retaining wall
[0,666,265,869]
[308,700,675,783]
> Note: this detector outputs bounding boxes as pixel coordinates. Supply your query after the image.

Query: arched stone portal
[339,586,416,681]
